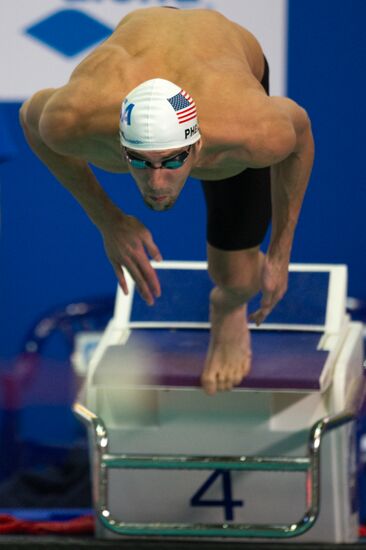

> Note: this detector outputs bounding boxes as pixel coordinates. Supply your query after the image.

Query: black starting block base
[0,535,365,549]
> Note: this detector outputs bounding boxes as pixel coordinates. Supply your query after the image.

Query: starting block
[74,262,365,542]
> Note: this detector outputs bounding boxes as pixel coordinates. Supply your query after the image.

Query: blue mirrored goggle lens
[162,159,185,169]
[130,159,150,169]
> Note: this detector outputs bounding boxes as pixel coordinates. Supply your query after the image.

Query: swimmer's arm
[245,96,314,258]
[246,97,314,325]
[267,97,314,259]
[19,88,121,230]
[19,89,162,304]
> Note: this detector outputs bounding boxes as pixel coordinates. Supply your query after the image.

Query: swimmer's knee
[207,244,263,300]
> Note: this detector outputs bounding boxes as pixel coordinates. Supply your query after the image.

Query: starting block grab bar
[73,401,355,539]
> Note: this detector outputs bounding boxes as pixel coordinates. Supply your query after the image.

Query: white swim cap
[120,78,201,151]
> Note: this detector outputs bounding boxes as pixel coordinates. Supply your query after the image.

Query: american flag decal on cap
[167,89,197,124]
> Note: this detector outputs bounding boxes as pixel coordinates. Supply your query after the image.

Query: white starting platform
[74,262,365,543]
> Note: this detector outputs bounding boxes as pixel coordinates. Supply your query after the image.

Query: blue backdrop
[287,0,366,298]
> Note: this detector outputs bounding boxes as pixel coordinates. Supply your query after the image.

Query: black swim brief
[201,56,271,250]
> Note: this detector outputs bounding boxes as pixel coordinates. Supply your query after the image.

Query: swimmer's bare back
[32,8,274,177]
[74,7,266,98]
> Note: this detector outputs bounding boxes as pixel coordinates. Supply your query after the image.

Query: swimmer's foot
[201,287,252,395]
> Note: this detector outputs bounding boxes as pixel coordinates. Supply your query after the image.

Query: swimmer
[19,7,314,395]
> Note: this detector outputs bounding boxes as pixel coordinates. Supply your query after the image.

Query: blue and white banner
[0,0,287,100]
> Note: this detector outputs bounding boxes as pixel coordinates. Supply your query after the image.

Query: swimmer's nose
[147,170,168,191]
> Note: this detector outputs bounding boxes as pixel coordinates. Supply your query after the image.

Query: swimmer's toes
[233,370,244,386]
[201,371,218,395]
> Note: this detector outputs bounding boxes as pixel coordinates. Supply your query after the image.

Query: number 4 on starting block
[190,470,244,521]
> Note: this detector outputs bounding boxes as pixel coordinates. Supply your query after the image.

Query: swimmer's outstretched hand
[101,211,162,305]
[249,254,289,326]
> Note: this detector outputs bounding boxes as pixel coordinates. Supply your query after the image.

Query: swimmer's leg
[201,244,264,395]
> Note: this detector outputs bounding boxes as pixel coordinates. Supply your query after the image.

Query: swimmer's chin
[143,197,177,211]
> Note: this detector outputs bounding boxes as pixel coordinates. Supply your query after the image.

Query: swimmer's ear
[194,139,203,155]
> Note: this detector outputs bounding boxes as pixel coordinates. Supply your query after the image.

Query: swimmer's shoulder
[229,94,298,167]
[199,91,297,167]
[28,76,118,150]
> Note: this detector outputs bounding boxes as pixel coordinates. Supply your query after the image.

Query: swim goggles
[124,146,191,170]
